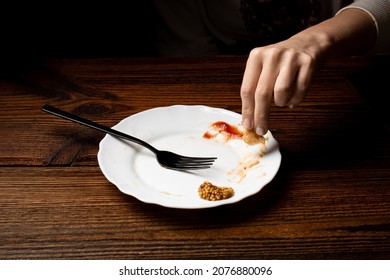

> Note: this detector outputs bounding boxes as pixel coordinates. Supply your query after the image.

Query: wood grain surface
[0,56,389,259]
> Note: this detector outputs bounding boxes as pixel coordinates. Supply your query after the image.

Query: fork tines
[175,156,217,169]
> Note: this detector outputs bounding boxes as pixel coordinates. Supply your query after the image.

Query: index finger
[240,50,263,130]
[252,58,278,135]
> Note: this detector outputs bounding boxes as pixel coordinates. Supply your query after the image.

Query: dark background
[0,1,157,59]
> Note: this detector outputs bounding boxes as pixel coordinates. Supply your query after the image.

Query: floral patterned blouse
[239,0,322,46]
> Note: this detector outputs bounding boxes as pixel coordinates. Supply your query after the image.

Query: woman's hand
[240,8,377,135]
[240,35,323,135]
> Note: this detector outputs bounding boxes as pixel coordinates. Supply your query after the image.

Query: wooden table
[1,55,389,260]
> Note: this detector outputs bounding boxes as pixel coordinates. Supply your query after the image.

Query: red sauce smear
[203,121,243,140]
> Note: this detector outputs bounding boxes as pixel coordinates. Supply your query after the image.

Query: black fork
[42,105,217,170]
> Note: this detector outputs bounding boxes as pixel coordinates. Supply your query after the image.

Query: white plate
[97,105,281,209]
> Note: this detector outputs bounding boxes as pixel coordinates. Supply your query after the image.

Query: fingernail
[256,126,266,135]
[289,103,295,109]
[243,118,253,130]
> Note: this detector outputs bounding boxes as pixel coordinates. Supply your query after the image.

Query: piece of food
[198,181,234,201]
[242,128,265,145]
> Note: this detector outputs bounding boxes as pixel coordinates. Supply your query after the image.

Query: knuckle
[242,106,254,116]
[274,83,292,95]
[240,84,253,98]
[255,89,271,103]
[248,47,274,62]
[249,47,262,59]
[300,52,316,66]
[241,102,255,118]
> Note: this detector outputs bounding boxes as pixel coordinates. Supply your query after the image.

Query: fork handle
[42,105,158,154]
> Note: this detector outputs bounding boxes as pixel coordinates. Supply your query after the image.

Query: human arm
[240,0,389,135]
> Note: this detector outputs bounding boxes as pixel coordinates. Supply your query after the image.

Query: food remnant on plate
[233,155,261,183]
[203,121,269,183]
[243,128,266,145]
[203,121,265,145]
[203,121,242,141]
[198,181,234,201]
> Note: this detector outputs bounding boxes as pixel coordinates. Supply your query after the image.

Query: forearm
[341,0,390,54]
[290,8,377,61]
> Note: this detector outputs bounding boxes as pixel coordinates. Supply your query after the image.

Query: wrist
[289,28,335,64]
